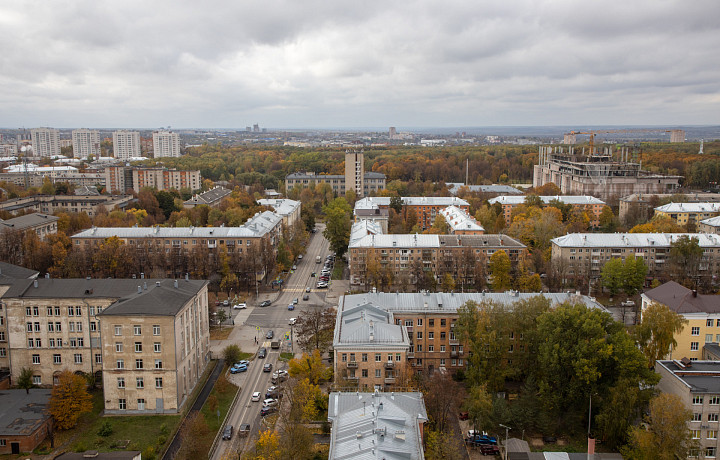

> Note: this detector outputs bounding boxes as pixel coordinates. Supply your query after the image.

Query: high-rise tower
[344,149,365,197]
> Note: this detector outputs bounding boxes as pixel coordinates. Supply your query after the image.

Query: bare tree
[295,308,336,353]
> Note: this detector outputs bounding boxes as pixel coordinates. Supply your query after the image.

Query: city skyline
[1,0,719,129]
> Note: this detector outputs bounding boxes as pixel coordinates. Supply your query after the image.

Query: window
[0,348,7,357]
[55,322,61,332]
[396,354,401,361]
[458,359,463,366]
[691,342,700,351]
[710,396,720,405]
[0,331,4,342]
[27,322,33,332]
[35,338,41,348]
[32,375,41,385]
[134,325,141,335]
[416,319,423,326]
[362,353,368,362]
[362,369,368,377]
[155,378,163,389]
[48,322,54,332]
[692,429,702,439]
[0,440,5,446]
[136,359,143,369]
[428,332,434,339]
[710,414,719,422]
[693,413,703,421]
[69,338,77,348]
[115,325,122,336]
[153,325,160,335]
[708,447,717,458]
[95,354,102,364]
[68,306,74,316]
[341,353,347,362]
[118,378,125,388]
[75,306,81,316]
[709,319,715,327]
[417,345,422,352]
[69,322,75,332]
[89,306,95,316]
[692,327,700,336]
[74,354,82,364]
[404,320,413,327]
[694,396,704,405]
[116,359,125,369]
[375,369,381,378]
[76,322,82,332]
[136,377,144,389]
[440,358,445,365]
[119,399,126,410]
[708,430,718,439]
[54,306,60,316]
[135,342,142,352]
[375,353,381,362]
[116,342,123,352]
[441,319,446,326]
[155,359,162,369]
[440,345,446,352]
[26,306,31,316]
[32,354,40,364]
[137,399,145,410]
[90,322,96,332]
[440,331,446,340]
[154,343,161,353]
[33,306,39,316]
[28,338,34,348]
[708,334,715,343]
[429,319,434,327]
[417,332,423,339]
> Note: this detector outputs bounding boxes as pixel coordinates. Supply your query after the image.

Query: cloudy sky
[1,1,719,129]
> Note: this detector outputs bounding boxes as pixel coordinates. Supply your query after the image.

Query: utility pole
[499,424,511,460]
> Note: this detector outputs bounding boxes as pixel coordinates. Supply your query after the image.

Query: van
[316,256,321,264]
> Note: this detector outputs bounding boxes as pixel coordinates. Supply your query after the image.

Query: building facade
[619,193,720,224]
[30,128,60,158]
[354,196,470,231]
[0,213,59,241]
[103,166,201,194]
[344,150,364,197]
[655,203,720,227]
[71,129,100,159]
[0,195,134,217]
[257,199,302,229]
[113,130,142,159]
[152,131,181,158]
[489,195,606,227]
[285,171,386,196]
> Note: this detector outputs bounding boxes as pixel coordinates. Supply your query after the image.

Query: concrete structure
[619,193,720,224]
[354,197,470,231]
[327,391,427,460]
[0,277,209,416]
[113,130,142,159]
[641,281,720,361]
[345,150,365,197]
[534,146,681,200]
[183,186,231,209]
[438,205,484,235]
[0,213,59,240]
[656,359,720,459]
[551,233,720,280]
[335,292,608,380]
[489,195,606,227]
[0,173,44,188]
[0,389,53,455]
[285,171,386,196]
[30,128,60,158]
[655,203,720,227]
[446,183,523,196]
[104,166,201,194]
[257,198,302,229]
[152,131,181,158]
[0,195,134,217]
[71,129,100,159]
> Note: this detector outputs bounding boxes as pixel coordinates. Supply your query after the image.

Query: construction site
[533,129,684,200]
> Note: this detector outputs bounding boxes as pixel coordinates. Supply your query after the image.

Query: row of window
[117,398,146,410]
[413,344,467,353]
[689,447,717,458]
[26,306,93,316]
[691,429,718,440]
[115,342,162,353]
[409,331,458,341]
[117,377,162,389]
[114,325,161,336]
[116,359,163,369]
[692,413,720,422]
[342,353,402,362]
[693,396,720,405]
[32,353,87,365]
[28,337,85,348]
[27,321,93,333]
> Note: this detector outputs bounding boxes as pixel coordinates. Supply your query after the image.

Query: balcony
[347,375,359,380]
[347,361,358,368]
[450,351,458,358]
[384,377,396,384]
[405,325,413,333]
[407,352,415,358]
[449,338,460,345]
[384,361,395,369]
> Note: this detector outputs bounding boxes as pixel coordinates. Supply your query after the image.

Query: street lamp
[499,424,511,460]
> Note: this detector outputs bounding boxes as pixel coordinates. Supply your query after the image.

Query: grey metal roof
[446,183,524,196]
[700,215,720,227]
[55,452,142,460]
[328,391,428,460]
[0,262,39,281]
[489,195,605,205]
[657,360,720,394]
[0,389,52,436]
[349,221,383,247]
[354,196,469,211]
[257,198,301,217]
[340,291,608,314]
[183,186,231,206]
[0,213,58,232]
[551,232,720,248]
[350,232,525,249]
[656,202,720,213]
[439,205,485,232]
[335,303,409,348]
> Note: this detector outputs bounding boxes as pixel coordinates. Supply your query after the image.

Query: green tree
[440,272,456,292]
[601,258,624,298]
[489,250,511,291]
[595,377,640,449]
[623,393,693,460]
[599,205,618,231]
[669,235,704,288]
[622,256,647,297]
[48,371,93,430]
[322,197,352,257]
[389,195,403,213]
[17,367,35,394]
[223,344,242,364]
[634,302,688,367]
[425,429,464,460]
[464,384,493,433]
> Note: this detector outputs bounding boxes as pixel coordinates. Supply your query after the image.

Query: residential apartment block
[285,171,386,197]
[700,216,720,235]
[104,166,201,194]
[0,213,59,241]
[334,292,607,388]
[354,196,470,231]
[446,183,523,197]
[257,198,302,229]
[488,195,606,227]
[438,205,484,235]
[655,202,720,227]
[656,360,720,459]
[152,131,181,158]
[344,150,364,197]
[183,186,231,209]
[30,128,60,158]
[0,276,209,416]
[551,233,720,280]
[71,129,100,159]
[619,193,720,224]
[0,194,134,217]
[113,130,142,159]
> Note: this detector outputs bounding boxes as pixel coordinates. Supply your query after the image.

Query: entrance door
[11,443,20,454]
[156,398,164,413]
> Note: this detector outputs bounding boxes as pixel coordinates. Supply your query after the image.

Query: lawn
[199,374,240,434]
[279,352,295,362]
[210,326,233,340]
[332,259,345,280]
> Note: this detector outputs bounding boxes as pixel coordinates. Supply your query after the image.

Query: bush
[97,420,113,437]
[223,345,242,364]
[74,441,88,452]
[142,446,156,460]
[321,421,331,434]
[159,423,169,436]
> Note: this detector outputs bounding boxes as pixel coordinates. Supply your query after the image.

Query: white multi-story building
[152,131,181,158]
[113,130,142,159]
[71,129,100,159]
[30,128,60,158]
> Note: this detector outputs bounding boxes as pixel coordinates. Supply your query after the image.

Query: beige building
[619,193,720,224]
[30,128,60,158]
[285,171,386,197]
[71,129,101,159]
[112,130,142,159]
[354,196,470,231]
[655,203,720,227]
[0,195,134,217]
[489,195,606,227]
[257,198,302,229]
[104,165,201,194]
[0,213,59,241]
[152,131,181,158]
[344,150,364,197]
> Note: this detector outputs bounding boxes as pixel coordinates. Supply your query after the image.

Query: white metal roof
[439,205,484,232]
[489,195,605,205]
[354,196,469,212]
[551,233,720,248]
[655,202,720,213]
[700,216,720,228]
[257,198,301,217]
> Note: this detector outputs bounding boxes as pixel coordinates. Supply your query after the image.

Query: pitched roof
[551,233,720,248]
[488,195,605,206]
[183,186,231,206]
[643,281,720,314]
[446,183,523,196]
[335,303,409,348]
[257,199,301,217]
[354,196,469,211]
[439,205,485,232]
[655,202,720,213]
[0,389,52,436]
[0,213,58,232]
[700,215,720,228]
[0,262,39,281]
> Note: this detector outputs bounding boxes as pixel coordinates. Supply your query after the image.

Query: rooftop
[0,262,39,281]
[642,281,720,314]
[183,186,231,206]
[335,303,409,348]
[657,360,720,394]
[551,233,720,248]
[350,231,525,249]
[55,452,142,460]
[328,391,428,460]
[489,195,605,206]
[286,171,386,180]
[655,202,720,213]
[439,205,484,232]
[446,183,523,196]
[257,198,301,217]
[0,389,52,437]
[0,213,58,232]
[354,196,469,211]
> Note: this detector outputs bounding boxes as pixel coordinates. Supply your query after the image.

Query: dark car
[260,300,272,307]
[303,294,309,301]
[260,406,277,416]
[239,424,251,437]
[222,425,233,440]
[480,444,500,456]
[266,330,274,339]
[258,347,267,358]
[263,363,273,372]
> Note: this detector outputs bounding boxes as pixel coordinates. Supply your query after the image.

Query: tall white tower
[344,149,364,197]
[113,130,142,159]
[152,131,181,158]
[30,127,60,157]
[71,129,101,158]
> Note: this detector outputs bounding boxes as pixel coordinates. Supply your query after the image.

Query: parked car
[480,444,500,456]
[266,330,274,339]
[263,398,278,407]
[263,363,273,372]
[459,411,469,420]
[303,294,309,301]
[260,300,271,307]
[234,360,250,367]
[288,304,295,311]
[222,425,233,440]
[230,364,247,374]
[258,347,267,358]
[316,282,328,289]
[223,300,229,306]
[298,254,303,259]
[239,424,251,437]
[288,317,297,325]
[233,303,247,309]
[260,406,277,416]
[305,286,311,292]
[272,370,288,384]
[266,386,280,399]
[251,391,261,402]
[293,298,299,304]
[292,265,297,270]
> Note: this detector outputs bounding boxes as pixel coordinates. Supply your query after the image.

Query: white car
[251,391,261,402]
[263,398,278,407]
[288,318,297,325]
[233,303,247,309]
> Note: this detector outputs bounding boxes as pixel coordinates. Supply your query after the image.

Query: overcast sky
[1,1,719,130]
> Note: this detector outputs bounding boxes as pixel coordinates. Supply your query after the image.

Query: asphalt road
[211,225,332,459]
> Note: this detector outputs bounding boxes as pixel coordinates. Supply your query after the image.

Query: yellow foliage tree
[48,371,92,430]
[288,349,331,384]
[247,429,281,460]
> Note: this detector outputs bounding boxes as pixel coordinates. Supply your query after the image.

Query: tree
[440,272,456,292]
[48,371,93,430]
[389,195,403,213]
[223,344,242,364]
[294,307,336,352]
[669,235,704,289]
[17,367,35,394]
[622,256,647,297]
[425,428,464,460]
[465,384,493,432]
[623,393,693,460]
[322,197,352,257]
[489,250,511,291]
[601,258,624,298]
[288,350,332,384]
[595,377,640,449]
[634,302,688,367]
[421,371,464,433]
[599,205,619,232]
[176,412,212,460]
[246,429,280,460]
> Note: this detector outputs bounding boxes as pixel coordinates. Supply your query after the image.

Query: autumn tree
[634,302,688,367]
[669,235,704,289]
[245,430,281,460]
[623,393,694,460]
[425,428,464,460]
[176,412,213,460]
[322,197,352,257]
[48,371,93,430]
[223,344,242,364]
[288,349,332,384]
[489,250,511,291]
[420,371,465,433]
[17,367,35,394]
[294,307,336,352]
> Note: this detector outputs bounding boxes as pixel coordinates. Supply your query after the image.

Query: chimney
[174,280,179,289]
[137,286,142,294]
[33,279,38,288]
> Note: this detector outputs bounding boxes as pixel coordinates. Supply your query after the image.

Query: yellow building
[655,202,720,226]
[641,281,720,361]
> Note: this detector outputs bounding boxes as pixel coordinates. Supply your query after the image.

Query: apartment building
[30,128,60,158]
[488,195,606,227]
[0,276,209,415]
[0,213,59,241]
[438,205,484,235]
[257,198,302,229]
[656,360,720,459]
[183,186,231,209]
[152,131,181,158]
[551,233,720,280]
[334,292,607,384]
[700,216,720,234]
[354,196,470,231]
[113,130,142,159]
[655,203,720,226]
[0,195,134,217]
[344,150,364,197]
[285,171,386,196]
[619,193,720,223]
[446,183,523,197]
[103,166,201,194]
[641,281,720,361]
[71,129,100,159]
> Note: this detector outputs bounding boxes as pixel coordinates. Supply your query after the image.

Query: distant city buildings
[0,194,133,218]
[71,129,100,159]
[104,165,201,194]
[0,213,58,240]
[30,128,60,158]
[152,131,181,158]
[113,130,142,159]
